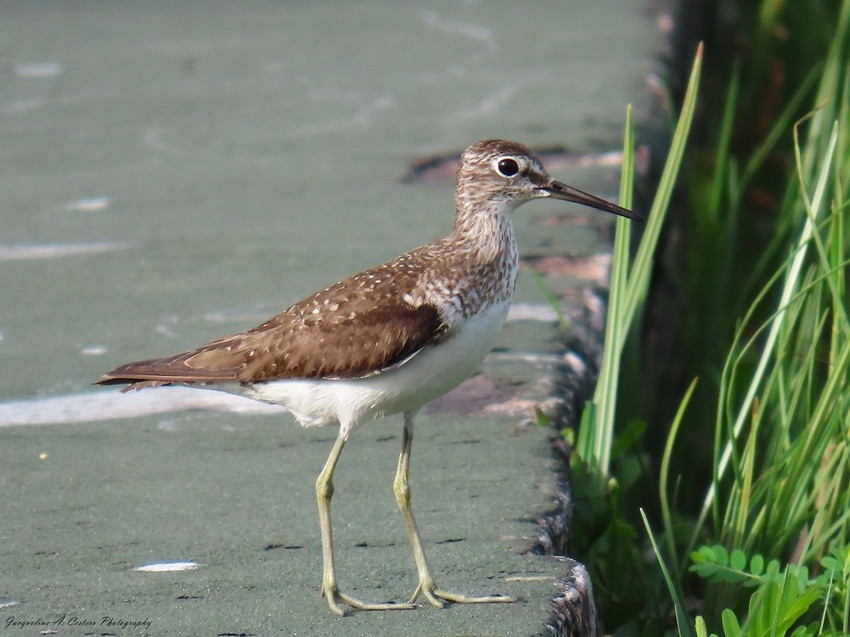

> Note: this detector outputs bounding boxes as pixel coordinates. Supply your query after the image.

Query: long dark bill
[544,179,642,222]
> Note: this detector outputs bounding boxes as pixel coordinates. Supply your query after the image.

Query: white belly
[242,300,510,437]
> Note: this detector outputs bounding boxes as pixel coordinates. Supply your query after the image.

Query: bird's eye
[496,157,520,177]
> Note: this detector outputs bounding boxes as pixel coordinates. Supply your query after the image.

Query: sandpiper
[98,139,639,615]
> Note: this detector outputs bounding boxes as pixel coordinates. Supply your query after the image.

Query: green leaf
[747,571,823,637]
[641,509,694,637]
[714,545,730,567]
[694,615,709,637]
[779,585,822,631]
[788,625,817,637]
[766,559,781,581]
[720,608,742,637]
[750,554,764,576]
[730,549,747,571]
[692,546,716,564]
[610,419,647,460]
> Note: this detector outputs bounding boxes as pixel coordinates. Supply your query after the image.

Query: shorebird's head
[455,139,640,221]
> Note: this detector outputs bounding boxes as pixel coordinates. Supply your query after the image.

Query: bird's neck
[453,197,518,265]
[440,199,519,316]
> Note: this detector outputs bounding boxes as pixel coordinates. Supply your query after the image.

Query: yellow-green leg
[393,411,517,608]
[316,433,415,616]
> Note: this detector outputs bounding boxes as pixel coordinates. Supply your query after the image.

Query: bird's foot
[322,585,416,616]
[408,578,517,608]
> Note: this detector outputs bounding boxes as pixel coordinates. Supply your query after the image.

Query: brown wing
[98,254,450,389]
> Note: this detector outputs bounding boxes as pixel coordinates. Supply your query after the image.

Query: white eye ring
[493,156,521,177]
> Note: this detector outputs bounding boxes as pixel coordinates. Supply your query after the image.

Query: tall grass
[576,47,702,477]
[682,106,850,633]
[682,14,850,625]
[569,45,702,631]
[569,0,850,633]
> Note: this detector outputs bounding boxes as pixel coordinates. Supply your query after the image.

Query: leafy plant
[690,546,849,637]
[564,1,850,635]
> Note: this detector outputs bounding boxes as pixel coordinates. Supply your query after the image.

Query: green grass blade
[622,44,702,328]
[641,508,695,637]
[697,118,841,529]
[587,105,634,471]
[585,44,702,475]
[660,378,699,579]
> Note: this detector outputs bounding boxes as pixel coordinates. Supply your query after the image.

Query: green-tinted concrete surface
[0,1,661,634]
[1,414,560,636]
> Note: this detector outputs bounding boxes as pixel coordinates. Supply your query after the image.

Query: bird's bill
[543,179,642,221]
